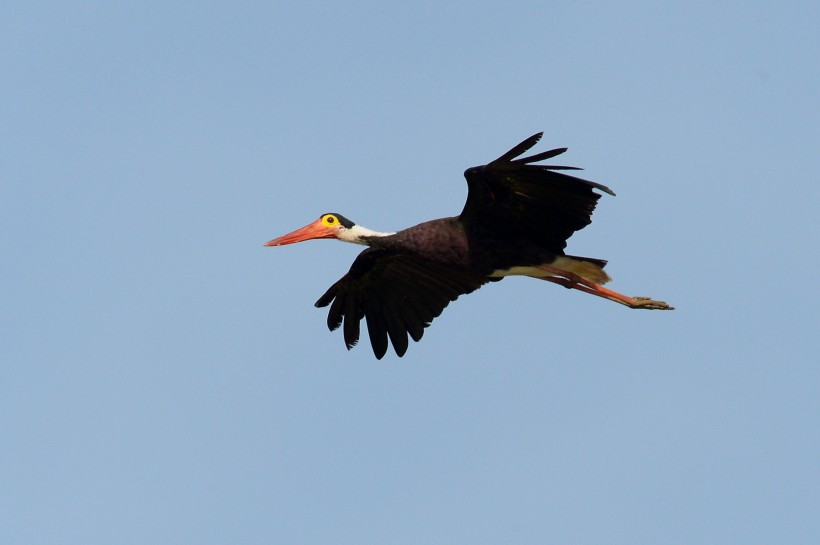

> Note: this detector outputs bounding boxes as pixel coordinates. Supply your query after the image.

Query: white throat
[340,224,395,245]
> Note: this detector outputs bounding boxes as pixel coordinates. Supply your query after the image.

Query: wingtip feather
[491,132,544,164]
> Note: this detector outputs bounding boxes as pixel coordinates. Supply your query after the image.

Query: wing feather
[398,298,426,342]
[342,295,360,349]
[365,296,389,359]
[315,248,487,359]
[460,132,615,253]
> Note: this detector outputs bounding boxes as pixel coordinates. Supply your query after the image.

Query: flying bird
[265,132,672,359]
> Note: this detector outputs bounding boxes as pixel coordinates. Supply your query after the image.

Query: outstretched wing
[460,132,615,253]
[315,248,488,359]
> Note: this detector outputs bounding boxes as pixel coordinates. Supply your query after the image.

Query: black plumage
[266,132,672,359]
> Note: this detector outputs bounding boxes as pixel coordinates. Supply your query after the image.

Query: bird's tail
[557,255,612,285]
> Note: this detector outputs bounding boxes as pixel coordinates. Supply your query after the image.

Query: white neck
[339,224,395,245]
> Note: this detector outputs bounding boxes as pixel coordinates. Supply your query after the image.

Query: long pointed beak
[264,219,335,247]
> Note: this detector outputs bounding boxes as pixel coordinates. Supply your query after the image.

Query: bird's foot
[630,296,674,310]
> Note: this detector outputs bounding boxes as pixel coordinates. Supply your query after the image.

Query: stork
[265,133,672,358]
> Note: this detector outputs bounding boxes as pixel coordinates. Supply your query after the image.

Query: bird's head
[265,213,390,247]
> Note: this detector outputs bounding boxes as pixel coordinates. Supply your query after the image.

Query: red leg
[537,265,673,310]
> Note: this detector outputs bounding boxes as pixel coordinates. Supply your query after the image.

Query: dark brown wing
[315,248,488,359]
[460,132,615,253]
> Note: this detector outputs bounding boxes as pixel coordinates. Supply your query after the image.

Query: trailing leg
[537,265,673,310]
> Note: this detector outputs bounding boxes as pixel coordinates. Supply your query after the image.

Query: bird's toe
[632,297,674,310]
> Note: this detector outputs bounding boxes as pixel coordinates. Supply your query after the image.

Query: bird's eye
[326,216,335,224]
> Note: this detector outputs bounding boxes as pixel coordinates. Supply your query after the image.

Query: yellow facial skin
[320,214,340,227]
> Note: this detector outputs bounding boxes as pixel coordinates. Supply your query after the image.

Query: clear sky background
[3,2,819,544]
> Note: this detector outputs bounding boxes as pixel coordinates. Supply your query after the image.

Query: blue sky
[3,1,819,544]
